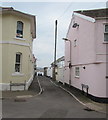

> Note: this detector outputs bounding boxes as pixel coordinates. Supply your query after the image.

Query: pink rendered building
[64,8,108,103]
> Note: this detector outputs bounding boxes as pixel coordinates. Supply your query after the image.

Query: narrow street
[2,76,106,118]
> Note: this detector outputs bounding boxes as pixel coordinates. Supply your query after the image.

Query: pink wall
[64,14,107,98]
[95,19,107,62]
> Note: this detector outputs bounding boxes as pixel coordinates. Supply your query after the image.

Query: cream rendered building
[0,7,36,91]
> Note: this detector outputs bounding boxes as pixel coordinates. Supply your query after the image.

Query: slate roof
[74,8,108,18]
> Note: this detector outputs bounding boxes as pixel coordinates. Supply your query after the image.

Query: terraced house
[64,8,108,103]
[0,7,36,91]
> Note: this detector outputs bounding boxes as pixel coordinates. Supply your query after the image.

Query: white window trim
[104,24,108,43]
[75,76,80,78]
[14,37,26,41]
[15,52,22,73]
[75,67,80,78]
[12,72,24,76]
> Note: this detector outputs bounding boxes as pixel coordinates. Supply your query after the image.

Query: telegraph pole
[53,20,58,81]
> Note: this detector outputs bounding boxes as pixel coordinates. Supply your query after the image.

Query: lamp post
[62,38,72,86]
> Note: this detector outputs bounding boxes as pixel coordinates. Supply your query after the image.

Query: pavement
[2,76,41,99]
[1,76,108,115]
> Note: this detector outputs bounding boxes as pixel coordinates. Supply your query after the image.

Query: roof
[56,56,65,62]
[0,7,14,10]
[74,8,108,19]
[51,56,65,65]
[0,7,36,38]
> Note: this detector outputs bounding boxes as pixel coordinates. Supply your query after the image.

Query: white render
[64,10,108,99]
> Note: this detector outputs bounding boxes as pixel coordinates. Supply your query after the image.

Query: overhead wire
[57,2,106,21]
[57,2,73,20]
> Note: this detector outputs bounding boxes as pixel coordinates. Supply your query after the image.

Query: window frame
[15,52,22,73]
[104,24,108,42]
[75,67,80,78]
[16,21,24,38]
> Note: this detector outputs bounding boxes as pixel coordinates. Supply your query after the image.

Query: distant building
[46,67,52,78]
[36,67,44,76]
[44,67,48,76]
[48,56,65,81]
[55,56,65,83]
[64,8,108,103]
[0,7,36,91]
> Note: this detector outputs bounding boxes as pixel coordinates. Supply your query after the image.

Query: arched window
[16,21,23,38]
[15,52,22,72]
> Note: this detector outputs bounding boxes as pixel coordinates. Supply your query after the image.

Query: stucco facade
[64,8,108,102]
[44,56,65,82]
[56,56,65,83]
[0,7,36,91]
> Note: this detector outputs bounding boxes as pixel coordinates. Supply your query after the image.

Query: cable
[57,2,73,20]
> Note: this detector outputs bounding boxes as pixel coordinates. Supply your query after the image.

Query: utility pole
[53,20,58,81]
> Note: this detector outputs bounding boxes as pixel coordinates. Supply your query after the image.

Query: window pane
[16,54,21,63]
[17,21,23,31]
[105,25,108,32]
[104,33,108,42]
[15,53,22,72]
[15,64,20,72]
[17,30,23,35]
[75,67,79,77]
[16,21,23,38]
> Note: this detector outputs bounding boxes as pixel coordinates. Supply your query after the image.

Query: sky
[1,1,107,68]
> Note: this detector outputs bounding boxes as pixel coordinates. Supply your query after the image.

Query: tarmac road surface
[2,76,107,118]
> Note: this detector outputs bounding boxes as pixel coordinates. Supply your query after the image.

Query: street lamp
[62,38,72,86]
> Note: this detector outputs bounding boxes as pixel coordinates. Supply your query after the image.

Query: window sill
[103,41,108,44]
[14,37,26,41]
[12,73,24,76]
[75,76,80,79]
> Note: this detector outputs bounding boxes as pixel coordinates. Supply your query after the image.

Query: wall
[56,60,65,83]
[1,12,34,91]
[65,14,107,98]
[47,67,52,78]
[95,19,108,62]
[71,63,106,98]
